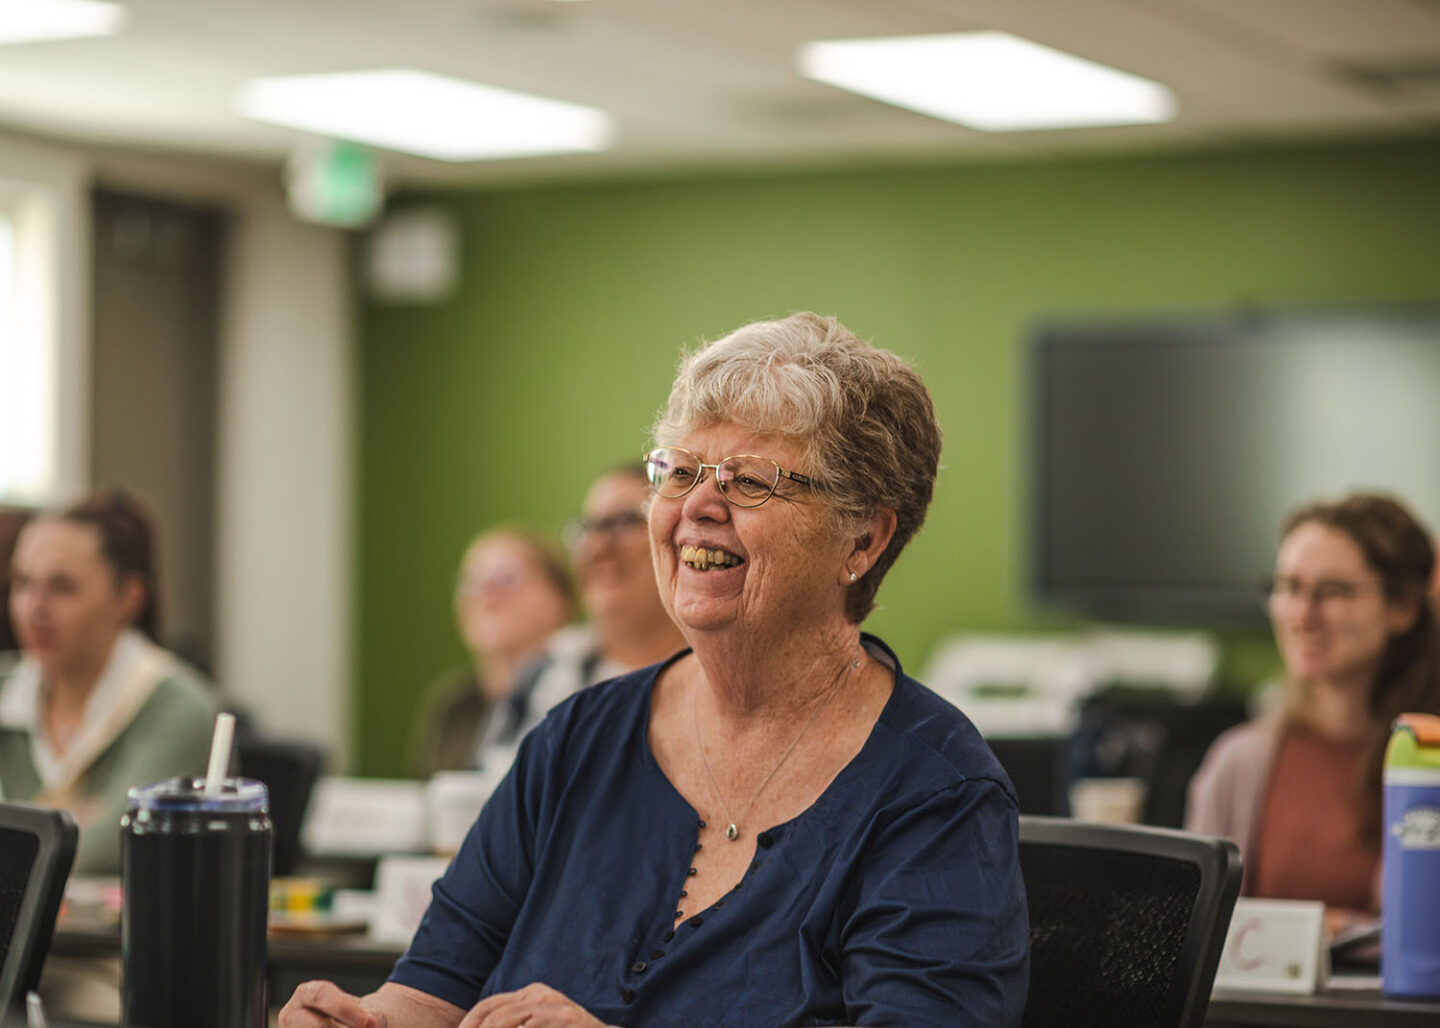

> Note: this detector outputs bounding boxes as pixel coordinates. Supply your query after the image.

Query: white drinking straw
[204,712,236,796]
[26,991,47,1028]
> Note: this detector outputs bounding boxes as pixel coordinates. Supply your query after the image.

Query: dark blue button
[687,867,697,876]
[650,949,664,959]
[690,916,704,928]
[694,842,702,852]
[679,889,688,897]
[748,861,759,872]
[758,832,773,848]
[632,961,647,974]
[621,987,634,1003]
[697,819,706,829]
[675,909,684,918]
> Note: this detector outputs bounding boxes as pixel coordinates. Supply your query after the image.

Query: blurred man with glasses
[476,464,685,770]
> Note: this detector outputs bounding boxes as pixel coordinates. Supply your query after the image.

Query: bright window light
[0,219,12,328]
[798,31,1175,132]
[0,0,125,45]
[238,69,614,162]
[0,190,60,504]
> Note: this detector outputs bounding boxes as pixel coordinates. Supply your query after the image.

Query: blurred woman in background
[472,466,687,773]
[409,528,578,777]
[0,488,216,874]
[1188,493,1440,918]
[0,505,35,653]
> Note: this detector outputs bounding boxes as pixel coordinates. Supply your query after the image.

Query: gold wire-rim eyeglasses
[644,446,818,508]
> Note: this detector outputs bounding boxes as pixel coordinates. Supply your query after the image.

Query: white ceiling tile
[0,0,1432,185]
[1168,0,1440,61]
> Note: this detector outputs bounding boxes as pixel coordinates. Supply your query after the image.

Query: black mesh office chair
[0,802,77,1016]
[1019,815,1241,1028]
[236,738,326,877]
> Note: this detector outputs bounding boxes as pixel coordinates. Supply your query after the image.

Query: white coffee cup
[1069,776,1146,824]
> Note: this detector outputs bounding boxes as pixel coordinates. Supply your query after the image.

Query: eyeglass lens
[1262,575,1371,606]
[646,448,780,507]
[457,566,530,597]
[565,510,647,548]
[585,510,646,534]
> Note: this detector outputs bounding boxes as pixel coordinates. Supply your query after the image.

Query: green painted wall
[354,138,1440,776]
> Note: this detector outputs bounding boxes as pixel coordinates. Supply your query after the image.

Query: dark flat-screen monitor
[1030,308,1440,625]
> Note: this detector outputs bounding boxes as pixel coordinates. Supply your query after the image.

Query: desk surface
[1208,985,1440,1027]
[51,918,406,1004]
[60,919,1440,1026]
[53,917,403,965]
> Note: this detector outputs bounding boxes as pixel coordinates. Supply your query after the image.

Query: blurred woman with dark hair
[0,488,215,874]
[0,505,35,653]
[1188,492,1440,920]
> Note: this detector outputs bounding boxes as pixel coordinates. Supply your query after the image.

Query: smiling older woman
[281,313,1029,1028]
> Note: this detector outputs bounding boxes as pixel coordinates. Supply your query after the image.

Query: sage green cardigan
[0,649,216,875]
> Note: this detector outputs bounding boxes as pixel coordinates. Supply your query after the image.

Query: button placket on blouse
[652,818,783,979]
[615,787,706,1005]
[631,815,704,993]
[670,817,704,920]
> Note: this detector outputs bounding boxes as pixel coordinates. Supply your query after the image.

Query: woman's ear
[118,573,147,626]
[844,507,898,582]
[1386,593,1422,637]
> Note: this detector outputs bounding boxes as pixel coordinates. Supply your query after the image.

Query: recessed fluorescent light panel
[0,0,125,45]
[238,69,614,162]
[798,31,1175,132]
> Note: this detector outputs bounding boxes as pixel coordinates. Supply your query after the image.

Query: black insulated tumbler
[121,777,271,1028]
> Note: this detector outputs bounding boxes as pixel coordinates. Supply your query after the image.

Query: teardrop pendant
[725,823,738,841]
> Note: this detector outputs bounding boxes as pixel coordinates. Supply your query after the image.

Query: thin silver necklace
[692,649,861,842]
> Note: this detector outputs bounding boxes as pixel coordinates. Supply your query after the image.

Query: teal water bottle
[1382,713,1440,998]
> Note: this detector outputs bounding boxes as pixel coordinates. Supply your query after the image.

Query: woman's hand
[459,983,614,1028]
[279,980,465,1028]
[278,981,387,1028]
[1324,905,1374,939]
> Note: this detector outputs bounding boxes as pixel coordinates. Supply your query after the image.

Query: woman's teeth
[681,545,742,571]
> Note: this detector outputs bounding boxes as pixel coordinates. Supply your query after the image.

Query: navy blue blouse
[391,637,1029,1026]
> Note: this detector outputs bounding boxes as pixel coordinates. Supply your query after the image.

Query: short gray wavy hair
[653,312,942,623]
